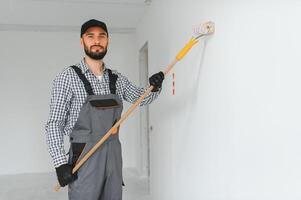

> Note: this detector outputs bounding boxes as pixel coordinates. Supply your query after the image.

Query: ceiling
[0,0,152,33]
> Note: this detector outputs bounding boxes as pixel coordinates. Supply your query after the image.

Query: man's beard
[84,44,107,60]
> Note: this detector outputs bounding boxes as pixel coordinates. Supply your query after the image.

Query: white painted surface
[0,0,148,29]
[0,31,140,174]
[136,0,301,199]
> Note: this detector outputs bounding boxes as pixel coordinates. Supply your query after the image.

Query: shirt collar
[79,58,107,74]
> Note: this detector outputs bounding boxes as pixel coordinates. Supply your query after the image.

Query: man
[45,19,164,200]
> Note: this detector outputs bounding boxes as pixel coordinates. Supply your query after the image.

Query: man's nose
[94,38,100,44]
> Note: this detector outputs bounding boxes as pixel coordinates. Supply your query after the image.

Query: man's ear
[80,38,84,48]
[106,38,109,48]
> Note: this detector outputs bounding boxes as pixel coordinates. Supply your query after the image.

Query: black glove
[55,164,77,187]
[149,71,164,92]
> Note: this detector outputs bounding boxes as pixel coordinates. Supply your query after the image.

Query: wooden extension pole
[54,37,199,192]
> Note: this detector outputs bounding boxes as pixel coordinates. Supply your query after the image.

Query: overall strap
[70,65,94,95]
[107,69,118,94]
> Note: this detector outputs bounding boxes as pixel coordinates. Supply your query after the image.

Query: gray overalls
[68,65,124,200]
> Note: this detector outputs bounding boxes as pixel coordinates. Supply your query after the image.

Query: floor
[0,169,151,200]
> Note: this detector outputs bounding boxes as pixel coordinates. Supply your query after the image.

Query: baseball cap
[80,19,108,37]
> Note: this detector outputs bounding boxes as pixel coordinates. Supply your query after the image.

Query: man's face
[80,26,109,60]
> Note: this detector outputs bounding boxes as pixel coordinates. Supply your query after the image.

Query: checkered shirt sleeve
[45,71,72,167]
[115,71,162,106]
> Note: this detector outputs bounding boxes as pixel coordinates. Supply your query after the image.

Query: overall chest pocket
[89,98,121,139]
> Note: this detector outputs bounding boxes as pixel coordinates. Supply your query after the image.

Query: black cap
[80,19,108,37]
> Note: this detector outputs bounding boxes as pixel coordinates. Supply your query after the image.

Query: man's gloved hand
[149,71,165,92]
[55,164,78,187]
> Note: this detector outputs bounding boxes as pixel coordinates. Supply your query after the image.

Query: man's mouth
[92,45,102,49]
[91,46,103,52]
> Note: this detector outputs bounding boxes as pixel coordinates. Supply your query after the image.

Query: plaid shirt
[45,59,161,167]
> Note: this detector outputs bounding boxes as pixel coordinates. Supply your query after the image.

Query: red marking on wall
[172,73,175,95]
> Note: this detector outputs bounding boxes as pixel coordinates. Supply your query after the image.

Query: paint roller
[53,21,215,192]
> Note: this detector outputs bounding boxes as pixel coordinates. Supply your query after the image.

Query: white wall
[136,0,301,199]
[0,30,140,174]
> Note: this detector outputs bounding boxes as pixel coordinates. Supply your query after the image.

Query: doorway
[139,42,150,179]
